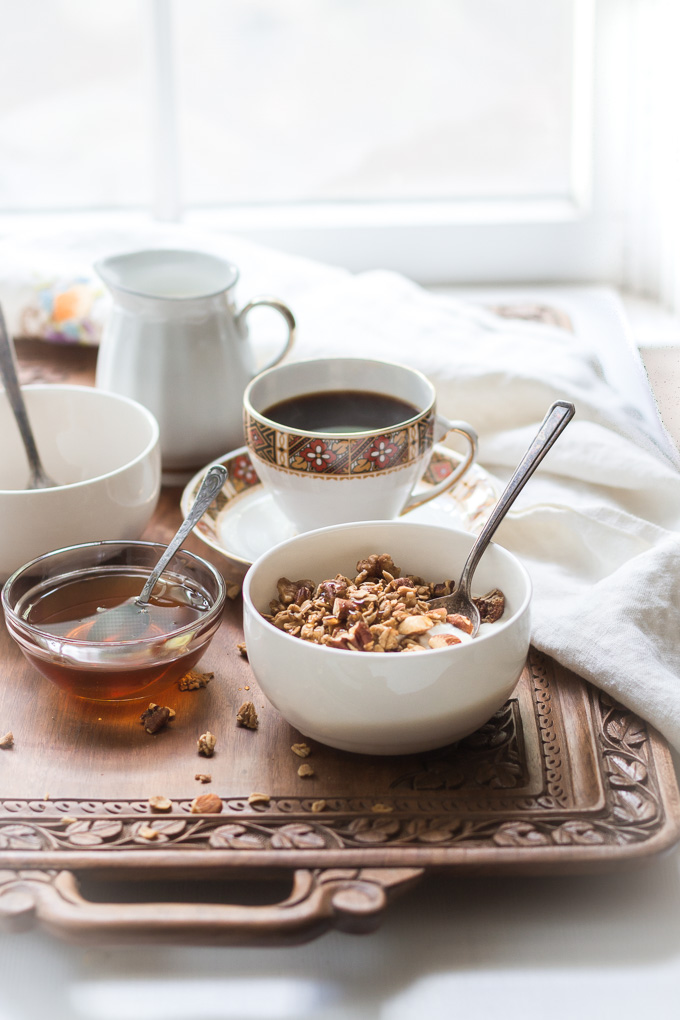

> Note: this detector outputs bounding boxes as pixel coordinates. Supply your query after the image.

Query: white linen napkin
[287,269,680,750]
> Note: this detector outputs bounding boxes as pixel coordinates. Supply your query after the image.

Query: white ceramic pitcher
[95,249,295,480]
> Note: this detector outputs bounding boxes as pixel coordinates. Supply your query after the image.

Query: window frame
[0,0,632,290]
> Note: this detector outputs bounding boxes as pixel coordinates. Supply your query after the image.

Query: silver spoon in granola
[428,400,575,636]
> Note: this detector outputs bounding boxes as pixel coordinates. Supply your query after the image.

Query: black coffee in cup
[262,389,419,434]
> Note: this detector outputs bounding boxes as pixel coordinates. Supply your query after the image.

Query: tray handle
[0,867,423,945]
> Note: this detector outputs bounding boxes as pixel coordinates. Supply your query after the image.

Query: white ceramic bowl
[242,520,532,755]
[0,385,161,581]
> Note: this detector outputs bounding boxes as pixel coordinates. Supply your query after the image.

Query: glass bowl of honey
[1,540,226,702]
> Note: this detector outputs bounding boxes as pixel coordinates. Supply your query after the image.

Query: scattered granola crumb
[236,701,259,730]
[44,793,50,801]
[0,732,14,749]
[138,825,159,841]
[195,773,212,783]
[148,795,173,813]
[140,703,173,734]
[371,803,394,813]
[226,582,241,600]
[291,742,311,758]
[248,792,270,806]
[236,641,248,660]
[190,793,223,814]
[61,816,78,825]
[178,670,213,691]
[244,685,250,691]
[297,763,314,778]
[311,799,326,813]
[197,731,217,757]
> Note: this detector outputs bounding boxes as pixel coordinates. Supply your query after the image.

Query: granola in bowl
[263,552,505,653]
[242,520,531,754]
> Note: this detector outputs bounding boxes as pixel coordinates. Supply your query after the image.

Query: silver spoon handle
[137,464,228,606]
[0,305,46,480]
[458,400,575,595]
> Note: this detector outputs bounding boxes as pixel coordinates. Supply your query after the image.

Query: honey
[16,568,212,702]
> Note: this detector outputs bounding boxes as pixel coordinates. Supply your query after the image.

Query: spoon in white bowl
[89,463,228,641]
[428,400,575,636]
[0,303,58,489]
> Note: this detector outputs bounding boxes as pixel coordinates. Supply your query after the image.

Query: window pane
[177,0,575,206]
[0,0,151,212]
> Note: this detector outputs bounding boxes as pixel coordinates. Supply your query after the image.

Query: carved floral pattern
[0,653,669,861]
[390,702,526,794]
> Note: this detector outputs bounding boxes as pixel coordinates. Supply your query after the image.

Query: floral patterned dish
[180,445,500,582]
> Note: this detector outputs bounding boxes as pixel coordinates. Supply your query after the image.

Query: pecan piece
[197,731,217,757]
[332,597,355,623]
[474,588,506,624]
[195,773,212,783]
[140,704,172,734]
[0,732,14,749]
[318,578,348,605]
[355,553,400,578]
[236,701,259,730]
[178,670,213,690]
[295,582,314,604]
[348,618,374,650]
[277,577,313,606]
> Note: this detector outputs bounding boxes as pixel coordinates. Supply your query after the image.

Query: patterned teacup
[243,357,477,532]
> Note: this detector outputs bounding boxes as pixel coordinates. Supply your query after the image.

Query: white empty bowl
[0,385,161,581]
[242,520,532,755]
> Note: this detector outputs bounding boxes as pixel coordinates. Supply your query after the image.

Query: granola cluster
[263,553,505,653]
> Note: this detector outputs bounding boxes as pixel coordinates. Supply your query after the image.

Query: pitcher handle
[236,296,296,372]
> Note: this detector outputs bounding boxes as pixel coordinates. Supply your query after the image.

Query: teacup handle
[399,415,478,515]
[236,296,296,372]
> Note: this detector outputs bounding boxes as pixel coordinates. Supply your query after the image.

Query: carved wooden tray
[1,335,678,947]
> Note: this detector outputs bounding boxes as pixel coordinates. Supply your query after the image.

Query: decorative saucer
[181,445,500,581]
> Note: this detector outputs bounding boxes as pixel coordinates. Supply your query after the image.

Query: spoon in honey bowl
[0,303,58,489]
[89,463,228,641]
[428,400,575,636]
